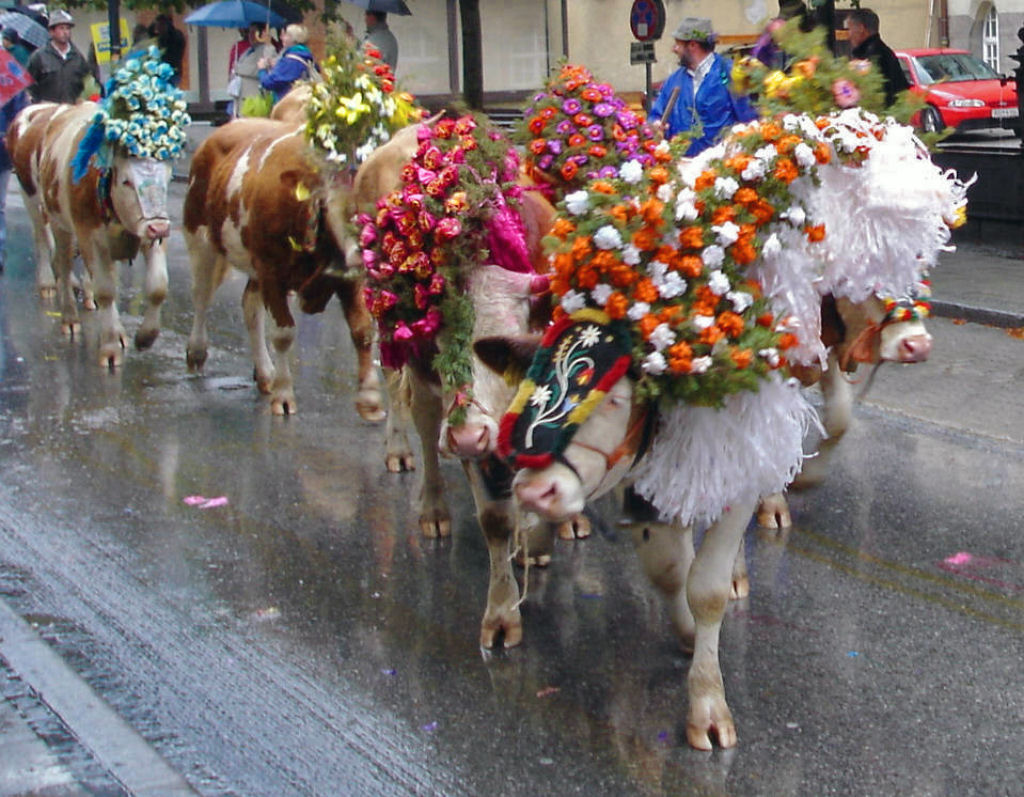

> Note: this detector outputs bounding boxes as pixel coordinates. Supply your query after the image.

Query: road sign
[630,0,666,42]
[630,41,656,65]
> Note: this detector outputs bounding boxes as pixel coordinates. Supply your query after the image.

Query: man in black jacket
[26,9,94,104]
[845,8,910,107]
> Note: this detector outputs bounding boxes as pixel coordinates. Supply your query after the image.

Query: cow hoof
[686,702,737,751]
[730,574,749,600]
[99,346,123,369]
[480,612,523,649]
[82,296,97,312]
[135,327,159,351]
[420,516,451,538]
[61,321,81,339]
[756,494,791,529]
[254,370,274,394]
[355,397,386,423]
[514,550,552,568]
[385,452,415,473]
[38,285,57,300]
[557,514,592,540]
[185,347,207,372]
[271,396,296,416]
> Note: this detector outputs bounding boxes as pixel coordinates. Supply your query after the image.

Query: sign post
[629,0,666,111]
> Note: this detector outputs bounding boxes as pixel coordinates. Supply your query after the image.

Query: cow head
[109,155,173,241]
[824,293,932,371]
[478,317,646,521]
[438,265,551,460]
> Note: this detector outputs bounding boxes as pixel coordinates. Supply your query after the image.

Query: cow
[469,108,968,751]
[8,102,173,367]
[182,118,386,419]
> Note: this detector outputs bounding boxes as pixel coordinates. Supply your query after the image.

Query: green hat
[673,17,715,43]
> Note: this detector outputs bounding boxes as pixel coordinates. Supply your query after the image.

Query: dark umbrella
[184,0,288,29]
[344,0,412,15]
[0,10,47,48]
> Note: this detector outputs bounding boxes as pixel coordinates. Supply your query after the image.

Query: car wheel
[920,107,944,133]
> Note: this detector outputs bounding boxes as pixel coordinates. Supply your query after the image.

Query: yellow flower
[336,92,371,124]
[763,70,787,97]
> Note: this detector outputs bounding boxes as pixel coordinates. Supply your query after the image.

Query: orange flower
[648,166,670,185]
[760,121,782,141]
[693,285,720,316]
[605,292,629,319]
[677,254,703,277]
[723,154,751,174]
[551,217,576,239]
[634,277,659,304]
[731,348,753,368]
[612,124,628,142]
[641,198,664,225]
[608,204,630,223]
[694,170,717,191]
[756,312,775,328]
[699,325,725,345]
[570,235,592,260]
[805,224,826,242]
[654,244,676,263]
[717,310,745,337]
[814,142,831,164]
[632,226,660,251]
[654,145,673,163]
[576,265,599,289]
[589,143,608,158]
[778,332,799,349]
[750,199,776,225]
[734,186,758,206]
[551,274,569,295]
[773,158,799,184]
[529,139,547,155]
[528,116,546,135]
[581,87,603,102]
[668,341,693,373]
[590,250,618,271]
[561,160,579,180]
[711,205,736,225]
[553,253,574,277]
[639,314,660,340]
[609,263,638,287]
[677,226,705,250]
[568,134,587,148]
[776,134,802,154]
[552,305,566,322]
[730,239,757,265]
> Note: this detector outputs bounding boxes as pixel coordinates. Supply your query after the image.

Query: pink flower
[416,167,438,185]
[412,308,442,338]
[435,217,462,240]
[414,282,431,309]
[359,223,377,248]
[832,79,860,108]
[393,321,414,341]
[418,210,437,232]
[428,272,445,294]
[421,145,444,169]
[362,248,378,268]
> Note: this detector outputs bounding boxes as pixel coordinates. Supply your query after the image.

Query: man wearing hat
[650,17,757,155]
[27,9,94,104]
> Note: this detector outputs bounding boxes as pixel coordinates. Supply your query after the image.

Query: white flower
[591,284,613,305]
[675,199,699,222]
[754,144,777,163]
[783,206,806,227]
[794,142,816,169]
[761,233,782,258]
[741,159,767,182]
[713,176,739,199]
[689,355,714,374]
[647,259,669,283]
[692,314,716,330]
[619,159,643,183]
[564,190,590,216]
[593,225,623,250]
[649,323,675,352]
[727,290,754,312]
[642,351,667,374]
[782,114,801,131]
[580,325,602,347]
[655,140,671,158]
[758,348,781,367]
[656,183,674,202]
[658,271,687,299]
[702,245,725,268]
[713,221,740,246]
[627,301,651,321]
[560,290,586,313]
[621,244,641,265]
[708,270,731,296]
[529,384,553,407]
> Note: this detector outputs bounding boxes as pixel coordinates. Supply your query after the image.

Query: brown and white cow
[8,102,173,367]
[183,118,385,419]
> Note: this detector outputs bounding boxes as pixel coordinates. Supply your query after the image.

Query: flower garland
[883,279,931,323]
[305,35,422,167]
[360,115,525,412]
[98,47,190,160]
[516,63,659,201]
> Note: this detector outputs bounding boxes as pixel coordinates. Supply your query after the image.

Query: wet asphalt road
[0,183,1023,796]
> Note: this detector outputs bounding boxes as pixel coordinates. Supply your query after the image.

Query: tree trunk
[459,0,483,109]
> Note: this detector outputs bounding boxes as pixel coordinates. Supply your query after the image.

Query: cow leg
[50,228,80,339]
[756,492,792,530]
[383,366,415,472]
[134,239,168,350]
[632,522,697,649]
[240,278,275,394]
[556,513,593,540]
[22,194,56,299]
[185,244,231,372]
[266,293,298,416]
[466,466,522,648]
[792,352,851,490]
[83,242,126,369]
[408,368,450,537]
[336,278,385,422]
[731,536,749,600]
[685,499,756,750]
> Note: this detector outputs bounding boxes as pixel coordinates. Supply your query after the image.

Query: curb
[930,299,1024,329]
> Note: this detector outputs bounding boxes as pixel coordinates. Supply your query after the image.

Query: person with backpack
[257,24,316,103]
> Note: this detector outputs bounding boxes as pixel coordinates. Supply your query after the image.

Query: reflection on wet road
[0,188,1022,795]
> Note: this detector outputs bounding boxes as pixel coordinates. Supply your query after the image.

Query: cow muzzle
[880,321,932,363]
[513,465,584,522]
[145,218,171,240]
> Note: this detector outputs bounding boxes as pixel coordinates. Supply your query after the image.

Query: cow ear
[474,335,541,380]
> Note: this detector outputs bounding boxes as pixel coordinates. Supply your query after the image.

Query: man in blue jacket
[650,17,757,155]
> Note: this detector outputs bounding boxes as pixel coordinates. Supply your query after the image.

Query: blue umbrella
[184,0,287,29]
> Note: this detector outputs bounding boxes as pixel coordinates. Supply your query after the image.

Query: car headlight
[947,98,985,108]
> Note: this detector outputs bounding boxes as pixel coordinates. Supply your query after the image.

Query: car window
[916,54,999,82]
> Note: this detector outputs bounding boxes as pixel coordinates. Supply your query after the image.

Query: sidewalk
[930,242,1024,328]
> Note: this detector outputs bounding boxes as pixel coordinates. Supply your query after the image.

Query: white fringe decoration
[631,375,821,527]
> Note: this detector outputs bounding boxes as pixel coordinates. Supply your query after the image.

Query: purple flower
[571,154,588,166]
[586,124,605,142]
[547,139,563,154]
[598,165,618,178]
[562,98,582,115]
[555,119,576,136]
[593,102,615,118]
[595,82,613,98]
[616,110,639,130]
[538,154,554,170]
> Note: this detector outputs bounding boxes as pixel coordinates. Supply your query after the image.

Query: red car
[895,48,1020,134]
